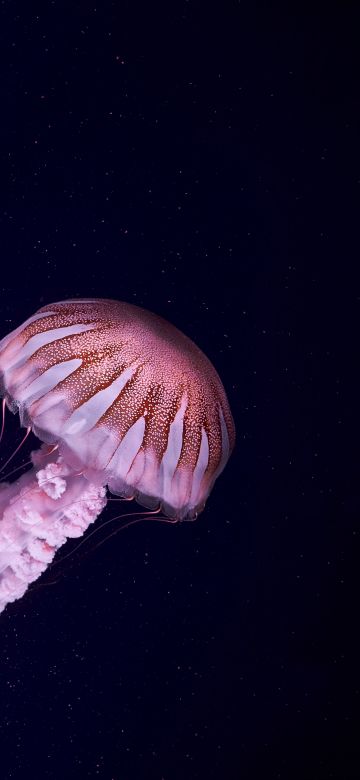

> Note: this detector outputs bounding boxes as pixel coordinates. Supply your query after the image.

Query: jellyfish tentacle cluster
[0,445,106,613]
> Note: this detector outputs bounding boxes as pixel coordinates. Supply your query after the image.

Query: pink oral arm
[0,449,107,614]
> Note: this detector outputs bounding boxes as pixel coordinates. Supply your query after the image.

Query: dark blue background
[0,2,358,778]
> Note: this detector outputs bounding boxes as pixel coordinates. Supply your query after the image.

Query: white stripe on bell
[63,362,140,436]
[189,426,210,505]
[158,394,188,507]
[107,416,146,477]
[4,323,96,372]
[16,359,83,405]
[0,311,56,357]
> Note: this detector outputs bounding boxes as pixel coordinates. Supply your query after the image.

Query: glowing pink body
[0,299,235,613]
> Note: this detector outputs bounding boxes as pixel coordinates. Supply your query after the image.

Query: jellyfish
[0,299,235,613]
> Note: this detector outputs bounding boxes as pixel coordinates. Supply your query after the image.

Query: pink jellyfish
[0,299,235,613]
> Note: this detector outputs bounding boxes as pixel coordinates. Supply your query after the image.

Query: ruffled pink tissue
[0,445,107,614]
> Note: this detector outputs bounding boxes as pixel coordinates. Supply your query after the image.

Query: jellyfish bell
[0,299,235,518]
[0,299,235,613]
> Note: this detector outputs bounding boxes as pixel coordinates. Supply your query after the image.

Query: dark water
[0,3,358,779]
